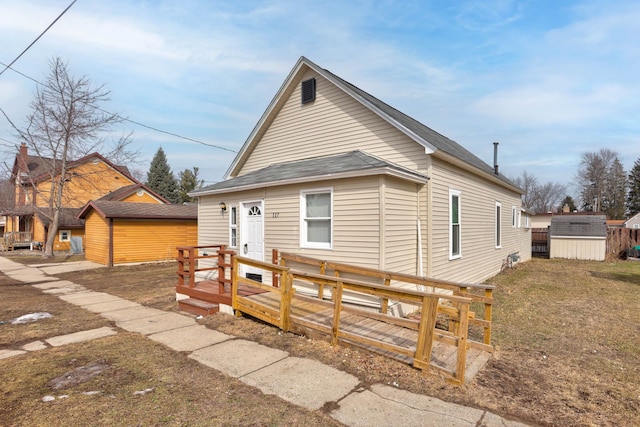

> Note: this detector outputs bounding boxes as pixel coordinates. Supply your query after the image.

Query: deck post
[455,301,470,384]
[381,276,391,314]
[280,270,292,331]
[272,249,279,288]
[330,280,344,346]
[484,288,493,345]
[414,295,438,370]
[188,247,195,288]
[317,261,327,299]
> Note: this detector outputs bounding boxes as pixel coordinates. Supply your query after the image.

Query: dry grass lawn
[1,254,639,426]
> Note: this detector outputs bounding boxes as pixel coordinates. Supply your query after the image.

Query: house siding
[236,70,428,177]
[429,157,524,283]
[84,211,110,265]
[120,191,161,203]
[35,160,136,208]
[112,219,197,264]
[383,176,420,275]
[550,237,606,261]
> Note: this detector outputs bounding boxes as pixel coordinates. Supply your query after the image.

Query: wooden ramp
[245,291,491,384]
[175,246,495,386]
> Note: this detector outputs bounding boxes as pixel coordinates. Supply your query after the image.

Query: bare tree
[0,57,138,256]
[512,170,565,213]
[576,148,626,218]
[512,170,538,210]
[531,181,566,213]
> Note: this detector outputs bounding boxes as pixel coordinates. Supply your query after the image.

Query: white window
[512,206,517,228]
[524,214,530,228]
[634,224,639,229]
[449,189,461,259]
[59,230,71,242]
[517,210,522,228]
[495,202,502,248]
[300,188,332,249]
[229,206,237,248]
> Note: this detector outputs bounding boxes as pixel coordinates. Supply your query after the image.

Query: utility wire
[0,60,237,153]
[0,0,78,77]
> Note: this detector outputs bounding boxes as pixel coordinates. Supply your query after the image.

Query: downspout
[379,176,386,270]
[108,218,114,267]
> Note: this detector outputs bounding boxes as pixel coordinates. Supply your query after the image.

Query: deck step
[178,298,219,317]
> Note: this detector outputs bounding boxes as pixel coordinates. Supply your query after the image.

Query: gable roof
[549,215,607,238]
[77,200,197,220]
[11,147,138,185]
[98,183,168,203]
[225,56,521,194]
[192,150,428,196]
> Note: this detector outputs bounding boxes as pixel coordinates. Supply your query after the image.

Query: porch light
[219,201,227,213]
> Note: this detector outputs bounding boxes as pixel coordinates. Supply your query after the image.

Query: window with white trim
[449,189,461,259]
[59,230,71,242]
[300,189,332,249]
[634,224,639,229]
[495,202,502,248]
[229,206,237,248]
[517,210,522,228]
[524,213,530,228]
[512,206,517,228]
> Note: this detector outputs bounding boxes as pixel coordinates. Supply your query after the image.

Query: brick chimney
[18,143,28,174]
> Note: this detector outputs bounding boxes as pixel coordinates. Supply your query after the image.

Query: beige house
[625,212,640,229]
[191,57,531,285]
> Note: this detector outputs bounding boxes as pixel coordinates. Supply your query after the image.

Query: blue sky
[1,0,639,198]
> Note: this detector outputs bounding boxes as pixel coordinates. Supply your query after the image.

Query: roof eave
[433,150,524,195]
[193,167,428,197]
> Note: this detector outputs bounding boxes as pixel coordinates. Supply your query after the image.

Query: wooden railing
[233,255,475,385]
[232,256,294,331]
[278,251,494,352]
[3,231,33,247]
[176,245,233,289]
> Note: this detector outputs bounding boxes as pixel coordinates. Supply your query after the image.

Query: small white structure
[549,215,606,261]
[624,212,640,229]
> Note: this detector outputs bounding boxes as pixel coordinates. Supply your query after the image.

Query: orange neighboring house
[2,143,153,252]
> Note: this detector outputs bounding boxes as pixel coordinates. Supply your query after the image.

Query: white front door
[241,201,264,281]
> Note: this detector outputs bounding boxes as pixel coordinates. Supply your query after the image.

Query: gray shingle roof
[324,67,514,184]
[78,201,197,220]
[194,150,428,194]
[549,215,607,238]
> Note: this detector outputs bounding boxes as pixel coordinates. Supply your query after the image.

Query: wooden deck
[244,291,491,384]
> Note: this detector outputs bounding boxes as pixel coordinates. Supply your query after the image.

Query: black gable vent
[301,78,316,104]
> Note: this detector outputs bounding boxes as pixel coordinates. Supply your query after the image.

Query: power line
[0,61,237,153]
[0,0,77,77]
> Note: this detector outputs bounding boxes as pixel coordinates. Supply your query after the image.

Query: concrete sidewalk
[0,256,530,426]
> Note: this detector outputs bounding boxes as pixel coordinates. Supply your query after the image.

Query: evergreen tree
[603,158,627,219]
[146,147,178,203]
[560,195,577,212]
[628,158,640,216]
[576,148,626,218]
[177,167,204,204]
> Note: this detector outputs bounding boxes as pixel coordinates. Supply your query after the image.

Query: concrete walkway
[0,256,530,427]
